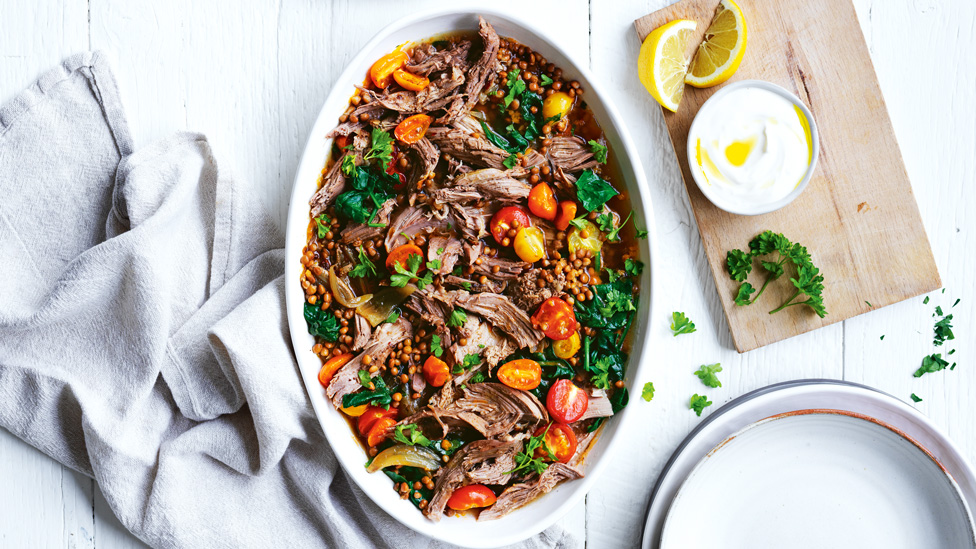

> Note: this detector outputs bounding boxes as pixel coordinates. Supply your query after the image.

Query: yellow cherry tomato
[552,331,581,359]
[514,227,546,263]
[543,91,574,120]
[341,404,368,417]
[567,220,603,255]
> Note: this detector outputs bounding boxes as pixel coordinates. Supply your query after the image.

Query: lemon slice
[638,19,697,112]
[685,0,747,88]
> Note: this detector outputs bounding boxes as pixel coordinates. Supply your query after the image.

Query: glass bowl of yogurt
[686,80,819,216]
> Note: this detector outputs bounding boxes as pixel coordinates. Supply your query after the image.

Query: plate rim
[642,379,976,549]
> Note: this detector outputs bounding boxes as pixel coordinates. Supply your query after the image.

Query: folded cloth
[0,52,579,549]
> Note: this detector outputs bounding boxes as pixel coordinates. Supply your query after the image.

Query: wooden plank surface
[0,1,973,548]
[634,0,941,352]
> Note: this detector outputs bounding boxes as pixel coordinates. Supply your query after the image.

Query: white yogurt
[687,83,815,215]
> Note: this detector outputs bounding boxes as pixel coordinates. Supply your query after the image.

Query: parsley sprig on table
[690,394,712,417]
[694,363,723,388]
[725,230,827,318]
[670,312,696,336]
[641,382,655,402]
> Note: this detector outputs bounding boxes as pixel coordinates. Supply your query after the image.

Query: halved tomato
[357,405,397,436]
[394,114,433,145]
[393,68,430,91]
[532,297,578,341]
[318,353,354,388]
[370,50,409,89]
[489,206,532,246]
[554,201,578,232]
[367,416,396,447]
[447,484,497,511]
[528,182,558,220]
[386,243,425,272]
[533,422,578,463]
[496,359,542,391]
[547,379,588,423]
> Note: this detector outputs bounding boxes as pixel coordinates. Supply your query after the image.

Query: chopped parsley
[430,334,444,358]
[390,253,433,290]
[913,353,949,378]
[506,424,552,476]
[313,214,332,239]
[910,393,923,403]
[340,154,356,176]
[641,382,655,402]
[348,246,377,278]
[540,74,554,86]
[393,424,432,447]
[575,169,619,212]
[588,140,608,163]
[933,313,954,346]
[690,394,712,417]
[503,154,519,169]
[694,363,723,388]
[447,308,468,328]
[363,128,394,171]
[624,258,644,277]
[596,212,615,233]
[605,211,632,242]
[670,312,696,336]
[503,69,527,107]
[923,296,930,304]
[568,216,590,231]
[453,353,481,374]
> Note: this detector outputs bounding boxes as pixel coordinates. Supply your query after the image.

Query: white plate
[662,410,976,549]
[284,8,658,548]
[642,380,976,549]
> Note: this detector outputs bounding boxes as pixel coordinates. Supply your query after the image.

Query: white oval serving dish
[284,8,657,548]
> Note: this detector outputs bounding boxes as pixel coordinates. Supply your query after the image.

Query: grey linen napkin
[0,52,579,549]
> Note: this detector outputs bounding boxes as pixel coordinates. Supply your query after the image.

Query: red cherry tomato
[533,422,578,463]
[385,146,407,188]
[357,405,397,436]
[422,355,451,387]
[496,359,542,391]
[531,297,578,341]
[447,484,497,511]
[367,417,396,447]
[528,182,558,220]
[489,206,531,246]
[547,379,589,423]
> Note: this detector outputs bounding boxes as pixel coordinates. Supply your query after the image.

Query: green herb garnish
[914,353,949,378]
[314,214,332,239]
[390,253,433,290]
[641,382,655,402]
[506,424,553,476]
[393,424,432,447]
[431,334,444,358]
[304,302,339,342]
[348,246,378,278]
[447,308,468,328]
[363,128,394,171]
[670,312,696,336]
[690,394,713,417]
[588,140,608,163]
[624,258,644,277]
[503,154,519,169]
[694,363,723,388]
[910,393,923,403]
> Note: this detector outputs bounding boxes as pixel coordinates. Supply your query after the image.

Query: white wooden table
[1,1,972,547]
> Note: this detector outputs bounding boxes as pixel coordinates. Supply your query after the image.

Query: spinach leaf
[575,169,619,212]
[575,278,637,332]
[342,375,392,408]
[303,302,339,342]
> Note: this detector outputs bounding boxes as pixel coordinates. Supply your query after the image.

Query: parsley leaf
[913,353,949,378]
[340,154,356,176]
[363,128,394,171]
[575,169,619,212]
[540,74,554,86]
[634,220,649,239]
[506,424,552,476]
[588,140,608,163]
[393,424,432,447]
[314,214,332,239]
[357,370,372,387]
[694,363,723,388]
[734,282,756,306]
[426,258,442,271]
[624,258,644,277]
[303,302,339,342]
[504,69,527,107]
[605,211,632,242]
[728,231,828,318]
[447,308,468,328]
[453,353,482,374]
[910,393,923,403]
[641,382,655,402]
[726,249,753,282]
[390,253,433,290]
[385,310,400,324]
[430,334,444,358]
[670,312,696,336]
[503,154,519,169]
[690,394,713,417]
[596,212,615,233]
[568,216,590,231]
[348,246,377,278]
[923,296,930,304]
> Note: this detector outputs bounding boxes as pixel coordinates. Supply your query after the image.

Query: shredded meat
[309,156,346,217]
[427,235,463,275]
[548,136,599,173]
[447,202,491,241]
[326,318,413,407]
[409,137,440,183]
[433,168,531,204]
[508,268,566,310]
[426,434,526,520]
[478,463,584,520]
[426,126,510,169]
[452,291,545,349]
[579,389,614,421]
[443,275,507,295]
[352,313,372,352]
[472,256,529,280]
[338,198,396,244]
[406,40,472,75]
[450,315,517,368]
[385,205,447,251]
[404,287,454,349]
[440,16,501,124]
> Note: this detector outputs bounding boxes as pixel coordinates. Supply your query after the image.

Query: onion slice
[329,265,372,308]
[357,285,416,327]
[366,444,442,473]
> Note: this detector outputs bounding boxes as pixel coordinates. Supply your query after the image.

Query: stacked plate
[643,380,976,549]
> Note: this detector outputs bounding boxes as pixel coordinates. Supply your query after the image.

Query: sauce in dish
[690,84,814,213]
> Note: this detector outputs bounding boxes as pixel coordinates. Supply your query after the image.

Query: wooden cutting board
[635,0,940,352]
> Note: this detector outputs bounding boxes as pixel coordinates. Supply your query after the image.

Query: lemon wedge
[685,0,747,88]
[638,19,697,112]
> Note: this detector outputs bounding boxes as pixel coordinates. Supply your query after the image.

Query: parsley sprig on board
[725,230,827,318]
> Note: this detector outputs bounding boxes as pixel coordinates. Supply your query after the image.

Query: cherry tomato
[318,353,354,388]
[543,91,574,120]
[532,297,578,341]
[490,206,531,246]
[422,355,451,388]
[367,416,396,447]
[341,404,368,417]
[385,146,407,188]
[394,114,433,145]
[334,135,351,151]
[357,405,397,436]
[554,201,578,232]
[547,379,589,423]
[533,422,578,463]
[552,331,581,359]
[370,50,409,89]
[528,182,558,220]
[567,219,603,256]
[496,359,542,391]
[392,68,430,91]
[513,227,546,263]
[447,484,497,511]
[386,243,425,272]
